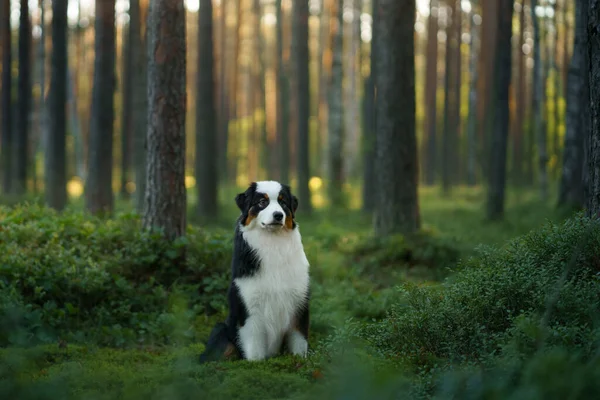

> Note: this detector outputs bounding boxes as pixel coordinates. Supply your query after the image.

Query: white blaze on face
[255,181,286,228]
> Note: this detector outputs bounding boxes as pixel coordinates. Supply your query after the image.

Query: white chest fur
[234,227,310,359]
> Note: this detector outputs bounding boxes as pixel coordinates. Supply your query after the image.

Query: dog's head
[235,181,299,231]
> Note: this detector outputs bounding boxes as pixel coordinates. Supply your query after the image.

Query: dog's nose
[273,211,284,222]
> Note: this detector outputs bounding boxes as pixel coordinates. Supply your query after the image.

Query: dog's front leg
[238,317,267,361]
[285,329,308,357]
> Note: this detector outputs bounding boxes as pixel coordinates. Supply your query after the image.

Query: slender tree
[294,0,312,213]
[275,0,290,183]
[86,0,116,215]
[143,0,187,240]
[374,0,420,235]
[45,0,67,210]
[14,0,31,195]
[120,5,135,199]
[328,0,344,206]
[586,0,599,217]
[558,0,586,209]
[513,0,527,185]
[424,0,439,185]
[0,0,11,194]
[466,0,480,186]
[196,0,218,218]
[486,0,513,220]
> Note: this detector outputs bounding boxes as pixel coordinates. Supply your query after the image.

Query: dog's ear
[292,195,298,213]
[235,192,246,212]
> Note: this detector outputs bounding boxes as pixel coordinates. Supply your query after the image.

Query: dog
[199,181,310,362]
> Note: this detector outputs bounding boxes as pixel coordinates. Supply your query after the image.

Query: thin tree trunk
[558,0,586,209]
[14,0,32,195]
[1,0,12,194]
[486,0,513,220]
[466,1,479,186]
[294,0,311,213]
[552,0,561,179]
[45,0,67,210]
[33,0,46,194]
[143,0,187,240]
[67,68,84,180]
[585,0,599,217]
[317,0,331,179]
[374,0,419,235]
[344,0,361,179]
[513,0,527,185]
[252,0,268,176]
[86,0,116,215]
[218,0,229,181]
[120,11,135,198]
[424,0,439,185]
[531,0,548,200]
[196,0,218,219]
[328,0,344,206]
[276,0,290,183]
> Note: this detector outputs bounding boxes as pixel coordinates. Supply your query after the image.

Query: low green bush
[0,204,231,347]
[363,216,600,366]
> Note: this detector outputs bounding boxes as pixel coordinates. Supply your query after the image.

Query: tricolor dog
[199,181,310,362]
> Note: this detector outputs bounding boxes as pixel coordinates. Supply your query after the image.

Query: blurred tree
[45,0,67,210]
[558,0,587,209]
[466,0,480,186]
[120,2,135,199]
[86,0,116,215]
[294,0,311,213]
[14,0,31,195]
[328,0,344,207]
[513,0,527,185]
[374,0,419,235]
[424,0,438,186]
[276,0,290,183]
[143,0,187,240]
[586,0,599,218]
[486,0,514,220]
[196,0,218,219]
[252,0,268,176]
[0,0,11,194]
[131,0,148,212]
[218,0,230,181]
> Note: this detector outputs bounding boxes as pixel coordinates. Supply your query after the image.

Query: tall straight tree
[14,0,31,195]
[362,0,378,212]
[558,0,587,209]
[586,0,599,217]
[294,0,311,213]
[143,0,187,240]
[485,0,513,220]
[328,0,344,206]
[86,0,116,215]
[121,4,135,199]
[45,0,67,210]
[131,0,148,212]
[466,0,480,186]
[423,0,438,185]
[513,0,527,185]
[374,0,420,235]
[0,0,11,194]
[196,0,218,219]
[275,0,290,183]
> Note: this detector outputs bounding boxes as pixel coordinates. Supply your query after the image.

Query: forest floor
[4,185,596,400]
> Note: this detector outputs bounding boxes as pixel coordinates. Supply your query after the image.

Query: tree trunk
[586,0,599,217]
[275,0,290,183]
[252,0,268,176]
[143,0,187,240]
[67,67,84,180]
[485,0,513,220]
[218,0,229,181]
[362,0,378,212]
[466,2,479,186]
[86,0,116,215]
[14,0,31,195]
[196,0,218,219]
[294,0,312,213]
[131,0,148,212]
[328,0,344,206]
[531,0,548,200]
[120,8,135,199]
[513,0,527,185]
[45,0,67,210]
[424,0,438,186]
[374,0,420,236]
[558,0,586,209]
[33,0,46,194]
[1,0,12,194]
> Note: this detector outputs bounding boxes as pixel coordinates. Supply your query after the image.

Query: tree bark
[294,0,312,213]
[252,0,268,177]
[120,7,135,199]
[466,2,479,186]
[14,0,31,195]
[362,0,378,212]
[196,0,218,219]
[1,0,12,194]
[374,0,420,236]
[276,0,290,183]
[486,0,513,220]
[513,0,527,185]
[45,0,67,210]
[586,0,600,217]
[424,0,439,186]
[143,0,187,240]
[86,0,116,215]
[328,0,344,206]
[558,0,586,209]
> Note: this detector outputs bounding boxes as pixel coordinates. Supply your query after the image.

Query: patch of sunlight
[67,177,84,198]
[185,176,196,189]
[309,176,323,191]
[312,193,326,209]
[236,174,249,188]
[125,181,136,194]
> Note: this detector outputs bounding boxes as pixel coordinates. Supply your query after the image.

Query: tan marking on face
[244,213,256,226]
[285,217,294,230]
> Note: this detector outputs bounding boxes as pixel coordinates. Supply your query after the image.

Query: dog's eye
[258,198,268,208]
